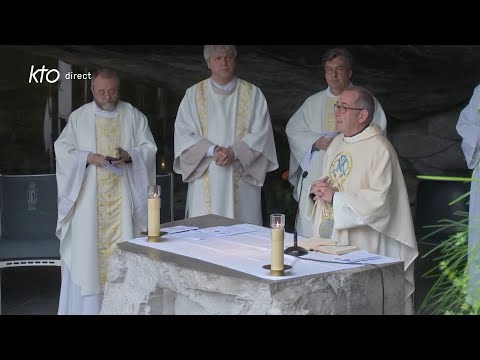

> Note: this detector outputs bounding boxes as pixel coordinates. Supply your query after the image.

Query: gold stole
[317,96,341,237]
[95,115,122,290]
[324,96,338,132]
[195,80,251,214]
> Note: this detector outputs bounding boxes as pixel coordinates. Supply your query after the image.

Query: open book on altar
[299,237,359,255]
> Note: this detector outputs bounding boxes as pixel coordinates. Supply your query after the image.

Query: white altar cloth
[128,224,399,281]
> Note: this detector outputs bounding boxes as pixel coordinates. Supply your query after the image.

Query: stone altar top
[101,215,405,315]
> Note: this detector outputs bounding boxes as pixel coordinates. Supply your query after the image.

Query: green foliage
[417,175,480,315]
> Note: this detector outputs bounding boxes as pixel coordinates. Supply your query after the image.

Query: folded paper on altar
[300,237,359,255]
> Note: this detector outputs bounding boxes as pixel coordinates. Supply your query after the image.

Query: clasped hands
[309,177,335,204]
[87,147,131,167]
[214,146,235,167]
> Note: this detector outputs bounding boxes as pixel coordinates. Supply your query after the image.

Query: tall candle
[270,214,285,272]
[148,185,161,236]
[271,227,284,271]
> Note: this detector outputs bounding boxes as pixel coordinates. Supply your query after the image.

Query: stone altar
[100,215,404,315]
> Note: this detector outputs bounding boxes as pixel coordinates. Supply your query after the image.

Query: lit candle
[148,185,161,237]
[270,214,285,272]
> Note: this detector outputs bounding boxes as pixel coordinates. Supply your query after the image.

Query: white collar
[326,82,354,98]
[210,77,237,95]
[94,102,119,119]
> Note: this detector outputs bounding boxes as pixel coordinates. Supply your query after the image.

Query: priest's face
[91,75,120,111]
[324,55,352,96]
[207,49,236,85]
[334,90,365,136]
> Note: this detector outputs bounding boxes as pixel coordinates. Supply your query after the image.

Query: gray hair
[322,47,354,69]
[91,68,120,88]
[203,45,237,62]
[352,86,375,123]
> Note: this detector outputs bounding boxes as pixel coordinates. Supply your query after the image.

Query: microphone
[284,170,309,257]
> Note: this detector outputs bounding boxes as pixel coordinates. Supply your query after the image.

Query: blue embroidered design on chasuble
[318,152,353,238]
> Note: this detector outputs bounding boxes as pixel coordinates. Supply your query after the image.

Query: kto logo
[28,65,92,83]
[29,65,61,84]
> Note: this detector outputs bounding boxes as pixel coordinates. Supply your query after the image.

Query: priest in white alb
[55,69,157,315]
[456,84,480,304]
[307,86,418,314]
[286,47,387,238]
[173,45,278,225]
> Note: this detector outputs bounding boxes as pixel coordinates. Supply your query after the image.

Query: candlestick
[147,185,161,242]
[270,213,285,276]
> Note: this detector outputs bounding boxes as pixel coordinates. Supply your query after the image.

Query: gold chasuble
[95,115,122,289]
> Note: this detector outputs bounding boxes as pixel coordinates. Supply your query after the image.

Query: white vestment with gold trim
[286,87,387,237]
[174,78,278,225]
[306,125,418,314]
[55,101,157,314]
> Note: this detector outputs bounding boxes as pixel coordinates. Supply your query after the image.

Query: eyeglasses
[325,66,347,75]
[334,103,364,114]
[94,88,118,98]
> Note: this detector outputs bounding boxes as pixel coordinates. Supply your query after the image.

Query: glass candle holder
[148,185,161,237]
[270,213,285,272]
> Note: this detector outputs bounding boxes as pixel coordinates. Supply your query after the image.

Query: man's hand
[309,177,335,203]
[87,153,108,167]
[214,145,227,163]
[215,146,235,167]
[313,136,334,151]
[111,147,131,165]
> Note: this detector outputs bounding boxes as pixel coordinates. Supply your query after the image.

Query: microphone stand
[284,171,309,257]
